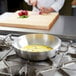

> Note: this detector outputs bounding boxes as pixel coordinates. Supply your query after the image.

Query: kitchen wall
[59,0,73,16]
[7,0,23,12]
[72,0,76,16]
[0,0,8,14]
[7,0,32,12]
[0,0,32,13]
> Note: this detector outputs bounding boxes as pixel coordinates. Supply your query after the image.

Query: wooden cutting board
[0,11,59,30]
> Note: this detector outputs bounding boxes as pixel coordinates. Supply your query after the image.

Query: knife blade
[35,5,40,10]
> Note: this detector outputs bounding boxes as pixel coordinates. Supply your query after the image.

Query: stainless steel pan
[12,34,61,61]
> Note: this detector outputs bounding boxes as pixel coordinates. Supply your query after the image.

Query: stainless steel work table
[0,13,76,39]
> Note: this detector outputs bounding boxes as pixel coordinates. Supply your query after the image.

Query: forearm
[40,7,55,14]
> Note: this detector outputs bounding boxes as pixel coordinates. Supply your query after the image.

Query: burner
[58,68,70,76]
[5,54,53,76]
[67,53,76,58]
[0,45,10,52]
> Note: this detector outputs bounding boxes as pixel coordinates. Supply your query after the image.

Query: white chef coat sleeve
[24,0,31,5]
[51,0,65,12]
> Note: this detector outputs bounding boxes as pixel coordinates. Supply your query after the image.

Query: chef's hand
[29,0,37,6]
[40,7,55,14]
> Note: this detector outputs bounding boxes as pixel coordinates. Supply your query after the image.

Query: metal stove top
[0,34,76,76]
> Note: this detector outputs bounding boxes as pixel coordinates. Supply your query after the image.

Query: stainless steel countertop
[0,13,76,39]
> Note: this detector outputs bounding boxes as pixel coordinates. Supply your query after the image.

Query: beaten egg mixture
[20,44,52,52]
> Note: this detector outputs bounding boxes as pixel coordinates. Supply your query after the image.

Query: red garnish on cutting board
[18,10,28,18]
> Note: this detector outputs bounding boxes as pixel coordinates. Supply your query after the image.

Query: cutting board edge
[0,23,50,30]
[48,14,59,30]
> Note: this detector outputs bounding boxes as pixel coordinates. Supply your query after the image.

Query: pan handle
[1,34,14,47]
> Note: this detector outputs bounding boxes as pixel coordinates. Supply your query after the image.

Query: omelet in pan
[20,44,53,52]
